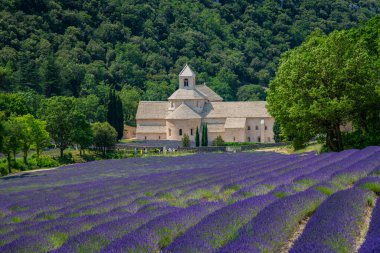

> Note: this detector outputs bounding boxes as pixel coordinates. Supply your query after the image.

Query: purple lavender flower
[219,188,327,253]
[166,194,276,253]
[290,188,375,253]
[359,198,380,253]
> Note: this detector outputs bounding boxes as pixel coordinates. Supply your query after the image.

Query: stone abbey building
[136,64,275,143]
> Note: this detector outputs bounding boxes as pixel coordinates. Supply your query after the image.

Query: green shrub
[37,157,60,168]
[182,134,190,148]
[212,136,225,146]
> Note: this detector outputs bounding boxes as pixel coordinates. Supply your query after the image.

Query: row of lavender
[0,147,380,252]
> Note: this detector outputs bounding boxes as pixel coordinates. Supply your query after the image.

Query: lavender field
[1,147,380,253]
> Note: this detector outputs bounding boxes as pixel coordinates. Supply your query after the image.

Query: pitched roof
[202,101,271,118]
[136,101,169,119]
[224,118,247,128]
[168,88,206,100]
[179,64,196,77]
[195,84,223,101]
[136,126,166,134]
[166,103,201,120]
[207,124,225,132]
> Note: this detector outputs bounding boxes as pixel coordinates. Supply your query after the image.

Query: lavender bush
[0,149,379,252]
[290,188,375,253]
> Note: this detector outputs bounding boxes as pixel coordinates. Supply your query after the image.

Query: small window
[258,137,261,142]
[171,102,173,108]
[191,128,193,136]
[169,129,171,136]
[247,126,251,130]
[247,137,251,142]
[184,79,189,87]
[265,125,268,130]
[144,136,147,140]
[255,125,259,130]
[159,136,161,140]
[179,129,183,136]
[233,137,236,141]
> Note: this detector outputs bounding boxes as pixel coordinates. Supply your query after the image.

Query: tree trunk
[23,150,28,165]
[7,153,11,174]
[335,124,343,151]
[326,123,344,152]
[36,148,40,160]
[60,148,64,158]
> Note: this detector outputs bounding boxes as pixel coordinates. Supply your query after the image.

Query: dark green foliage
[106,90,124,140]
[195,127,200,147]
[201,124,209,146]
[205,124,208,146]
[212,135,225,146]
[40,55,62,97]
[273,122,282,143]
[0,0,378,99]
[237,85,267,101]
[182,134,190,148]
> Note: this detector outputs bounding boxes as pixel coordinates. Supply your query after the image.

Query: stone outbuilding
[136,64,275,144]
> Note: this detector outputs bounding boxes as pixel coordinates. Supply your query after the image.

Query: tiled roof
[136,126,166,134]
[202,101,271,118]
[179,64,196,77]
[224,118,247,129]
[195,84,223,102]
[136,101,169,119]
[168,89,206,100]
[166,103,201,120]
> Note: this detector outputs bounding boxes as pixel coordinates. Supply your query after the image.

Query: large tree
[267,20,379,151]
[92,122,117,157]
[30,117,50,160]
[39,96,87,158]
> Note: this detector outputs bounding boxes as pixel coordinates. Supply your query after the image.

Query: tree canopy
[0,0,379,102]
[267,17,380,151]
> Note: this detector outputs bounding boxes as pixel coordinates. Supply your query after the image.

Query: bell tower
[179,64,196,89]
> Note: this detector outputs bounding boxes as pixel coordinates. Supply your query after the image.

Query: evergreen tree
[40,55,61,97]
[16,53,40,92]
[116,95,124,140]
[201,124,205,146]
[195,126,200,147]
[107,90,124,140]
[205,124,208,146]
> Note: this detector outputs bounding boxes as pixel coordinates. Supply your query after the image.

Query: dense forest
[1,0,379,104]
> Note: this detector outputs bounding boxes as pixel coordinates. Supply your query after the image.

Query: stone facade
[136,64,275,144]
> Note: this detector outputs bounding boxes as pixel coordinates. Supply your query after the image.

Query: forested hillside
[0,0,379,101]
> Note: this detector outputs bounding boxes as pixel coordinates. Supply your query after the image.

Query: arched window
[179,129,183,136]
[184,79,189,87]
[170,102,174,108]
